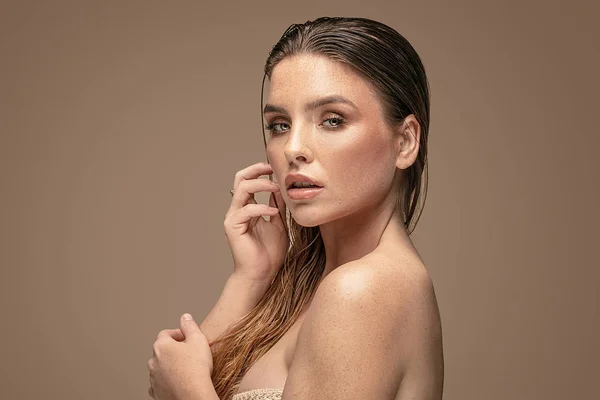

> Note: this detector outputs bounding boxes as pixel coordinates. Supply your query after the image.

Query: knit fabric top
[231,388,283,400]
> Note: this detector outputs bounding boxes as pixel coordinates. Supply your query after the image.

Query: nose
[283,125,313,165]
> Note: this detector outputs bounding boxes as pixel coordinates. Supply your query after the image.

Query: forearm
[199,273,271,344]
[182,372,220,400]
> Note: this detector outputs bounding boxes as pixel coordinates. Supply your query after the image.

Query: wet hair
[209,17,430,400]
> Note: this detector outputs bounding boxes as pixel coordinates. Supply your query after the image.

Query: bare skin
[148,53,443,400]
[232,54,444,399]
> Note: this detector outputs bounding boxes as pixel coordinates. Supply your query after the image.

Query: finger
[232,162,273,193]
[148,386,154,398]
[269,189,286,223]
[157,328,185,341]
[225,204,280,234]
[226,179,280,218]
[152,341,160,358]
[180,313,206,342]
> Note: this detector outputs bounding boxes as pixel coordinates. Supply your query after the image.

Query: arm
[186,371,220,400]
[282,262,443,400]
[200,273,271,344]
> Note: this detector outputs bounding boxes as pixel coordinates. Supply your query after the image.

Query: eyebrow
[263,95,358,115]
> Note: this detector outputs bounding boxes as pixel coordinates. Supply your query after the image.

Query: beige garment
[231,387,283,400]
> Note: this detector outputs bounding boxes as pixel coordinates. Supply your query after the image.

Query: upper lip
[285,173,323,189]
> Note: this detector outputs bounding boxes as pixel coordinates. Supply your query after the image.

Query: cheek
[336,135,391,176]
[266,145,286,183]
[327,136,394,200]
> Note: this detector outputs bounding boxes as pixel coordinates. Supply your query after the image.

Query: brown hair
[209,17,430,399]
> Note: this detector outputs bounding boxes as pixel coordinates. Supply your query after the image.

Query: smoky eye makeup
[320,113,347,129]
[264,113,348,136]
[264,120,290,135]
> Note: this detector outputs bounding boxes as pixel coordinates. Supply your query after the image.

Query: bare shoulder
[283,251,444,400]
[323,251,440,333]
[319,253,433,306]
[348,251,444,400]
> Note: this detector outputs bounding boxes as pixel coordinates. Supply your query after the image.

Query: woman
[148,16,444,400]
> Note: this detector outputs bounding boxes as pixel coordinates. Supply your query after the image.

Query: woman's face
[265,53,402,227]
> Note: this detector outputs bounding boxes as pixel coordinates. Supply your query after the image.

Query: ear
[394,114,421,170]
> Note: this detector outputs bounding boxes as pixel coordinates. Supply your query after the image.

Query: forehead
[266,53,380,106]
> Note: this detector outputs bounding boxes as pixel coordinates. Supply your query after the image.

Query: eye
[264,121,290,135]
[321,114,346,130]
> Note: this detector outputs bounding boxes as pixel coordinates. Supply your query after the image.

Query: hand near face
[147,313,213,400]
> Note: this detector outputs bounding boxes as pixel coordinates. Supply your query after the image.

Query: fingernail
[183,313,192,320]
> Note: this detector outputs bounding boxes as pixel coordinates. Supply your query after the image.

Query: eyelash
[264,114,347,135]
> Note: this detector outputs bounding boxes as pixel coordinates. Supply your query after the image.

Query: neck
[318,194,408,280]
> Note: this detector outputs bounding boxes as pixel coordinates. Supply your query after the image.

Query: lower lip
[287,187,323,200]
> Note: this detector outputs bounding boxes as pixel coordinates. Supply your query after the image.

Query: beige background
[1,1,598,399]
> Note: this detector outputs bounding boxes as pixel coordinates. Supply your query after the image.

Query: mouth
[286,183,323,190]
[284,173,324,190]
[286,186,324,200]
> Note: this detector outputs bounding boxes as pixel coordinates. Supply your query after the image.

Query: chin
[291,215,321,228]
[290,206,347,228]
[289,209,325,228]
